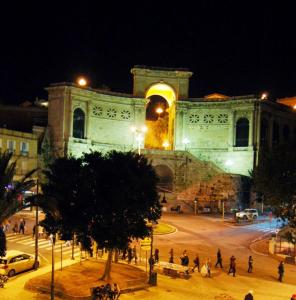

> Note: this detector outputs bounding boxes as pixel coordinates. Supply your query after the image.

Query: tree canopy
[0,151,36,256]
[40,151,161,278]
[253,143,296,243]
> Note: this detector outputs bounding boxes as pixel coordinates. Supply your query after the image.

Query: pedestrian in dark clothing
[248,256,253,273]
[19,219,25,234]
[149,255,155,271]
[127,247,132,264]
[244,290,254,300]
[278,261,284,282]
[228,256,236,276]
[154,248,159,263]
[169,248,174,263]
[132,245,137,264]
[180,250,189,266]
[215,248,223,268]
[122,248,127,260]
[192,254,200,272]
[13,222,18,234]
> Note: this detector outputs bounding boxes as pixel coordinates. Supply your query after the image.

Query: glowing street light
[156,107,163,115]
[131,125,148,155]
[77,77,87,87]
[182,138,190,150]
[293,104,296,110]
[162,141,170,149]
[261,92,268,100]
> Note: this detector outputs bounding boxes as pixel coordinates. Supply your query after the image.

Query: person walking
[248,255,253,273]
[132,245,137,264]
[205,258,212,277]
[19,219,25,234]
[228,255,236,277]
[127,246,133,264]
[169,248,174,263]
[154,248,159,263]
[192,253,200,272]
[215,248,223,268]
[13,222,18,234]
[180,250,189,267]
[278,261,284,282]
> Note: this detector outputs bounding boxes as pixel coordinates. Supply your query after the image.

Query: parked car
[0,250,39,277]
[236,208,259,220]
[198,206,211,214]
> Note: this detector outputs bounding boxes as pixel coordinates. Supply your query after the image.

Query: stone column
[228,110,234,148]
[248,110,254,147]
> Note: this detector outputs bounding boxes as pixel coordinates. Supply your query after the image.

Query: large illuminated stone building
[46,66,296,210]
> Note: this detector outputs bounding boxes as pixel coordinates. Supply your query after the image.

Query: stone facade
[45,66,296,209]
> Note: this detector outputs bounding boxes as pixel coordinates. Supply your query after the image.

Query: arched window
[283,125,290,142]
[272,122,279,145]
[260,118,269,147]
[73,108,85,139]
[236,118,249,147]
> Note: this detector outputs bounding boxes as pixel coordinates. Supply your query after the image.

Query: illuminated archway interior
[145,83,176,150]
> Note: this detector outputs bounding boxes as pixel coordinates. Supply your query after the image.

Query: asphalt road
[4,211,296,299]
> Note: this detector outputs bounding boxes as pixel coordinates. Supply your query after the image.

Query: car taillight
[1,265,8,269]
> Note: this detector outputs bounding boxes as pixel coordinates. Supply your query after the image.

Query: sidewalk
[0,257,79,300]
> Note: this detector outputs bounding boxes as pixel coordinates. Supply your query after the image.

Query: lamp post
[194,197,198,215]
[131,126,147,155]
[182,138,190,151]
[34,179,39,269]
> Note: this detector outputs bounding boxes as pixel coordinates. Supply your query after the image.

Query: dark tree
[253,143,296,243]
[0,151,36,256]
[83,151,161,279]
[40,151,161,280]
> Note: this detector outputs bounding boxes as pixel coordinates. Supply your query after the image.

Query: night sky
[1,2,296,105]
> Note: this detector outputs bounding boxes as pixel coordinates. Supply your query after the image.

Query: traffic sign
[140,237,151,251]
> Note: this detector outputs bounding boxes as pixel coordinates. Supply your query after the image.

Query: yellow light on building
[162,141,170,148]
[77,77,87,87]
[293,104,296,110]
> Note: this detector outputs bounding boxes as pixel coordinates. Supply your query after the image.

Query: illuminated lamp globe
[261,92,268,100]
[293,104,296,110]
[162,141,170,148]
[77,77,87,87]
[156,107,164,114]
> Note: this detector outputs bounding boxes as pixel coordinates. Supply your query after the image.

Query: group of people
[92,283,120,300]
[161,247,286,282]
[9,218,26,234]
[121,245,138,265]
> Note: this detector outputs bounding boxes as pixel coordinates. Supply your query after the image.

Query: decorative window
[92,106,103,117]
[217,114,228,124]
[107,108,117,118]
[236,118,249,147]
[20,142,29,156]
[73,108,85,139]
[203,114,214,124]
[7,140,16,153]
[121,110,131,120]
[189,114,199,124]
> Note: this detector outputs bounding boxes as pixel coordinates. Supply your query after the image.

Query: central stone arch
[145,83,176,150]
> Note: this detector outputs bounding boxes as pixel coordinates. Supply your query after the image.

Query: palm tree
[0,151,36,256]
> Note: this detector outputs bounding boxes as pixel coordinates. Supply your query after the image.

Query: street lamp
[182,138,190,151]
[77,77,87,87]
[131,126,147,155]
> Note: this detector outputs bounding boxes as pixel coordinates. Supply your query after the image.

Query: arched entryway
[145,83,176,150]
[154,164,174,191]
